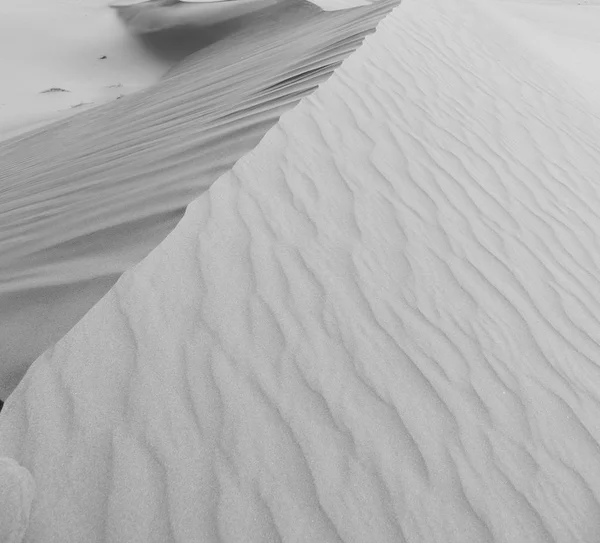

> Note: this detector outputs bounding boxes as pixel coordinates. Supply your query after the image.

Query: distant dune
[111,0,289,33]
[0,0,171,142]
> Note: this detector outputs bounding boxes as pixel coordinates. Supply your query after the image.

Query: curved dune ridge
[3,0,600,540]
[110,0,292,33]
[109,0,374,22]
[0,0,400,399]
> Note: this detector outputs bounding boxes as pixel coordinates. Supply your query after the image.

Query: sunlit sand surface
[3,0,600,541]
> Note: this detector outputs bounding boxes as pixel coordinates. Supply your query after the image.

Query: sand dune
[0,0,171,142]
[111,0,290,33]
[0,0,399,399]
[3,0,600,540]
[111,0,375,20]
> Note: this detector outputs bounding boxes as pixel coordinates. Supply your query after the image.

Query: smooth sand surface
[3,0,600,540]
[0,0,171,141]
[0,0,400,399]
[480,0,600,102]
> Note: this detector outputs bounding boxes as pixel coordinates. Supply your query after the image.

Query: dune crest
[2,0,600,540]
[111,0,375,20]
[0,0,400,396]
[111,0,287,33]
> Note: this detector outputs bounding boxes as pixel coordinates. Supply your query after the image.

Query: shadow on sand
[134,19,242,62]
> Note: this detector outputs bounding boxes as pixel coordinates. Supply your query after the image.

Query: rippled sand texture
[3,0,600,540]
[0,0,400,399]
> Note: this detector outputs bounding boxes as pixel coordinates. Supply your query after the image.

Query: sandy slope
[111,0,292,32]
[479,0,600,102]
[112,0,375,18]
[3,0,600,540]
[0,0,399,399]
[0,0,171,142]
[0,0,311,140]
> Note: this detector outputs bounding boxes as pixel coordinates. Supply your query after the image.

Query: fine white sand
[0,458,35,543]
[0,0,399,399]
[0,0,171,142]
[479,0,600,102]
[3,0,600,540]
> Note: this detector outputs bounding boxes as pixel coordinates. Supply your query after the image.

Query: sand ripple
[2,0,600,540]
[0,0,399,398]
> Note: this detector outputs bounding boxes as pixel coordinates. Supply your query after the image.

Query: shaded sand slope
[111,0,293,33]
[4,0,600,539]
[0,0,400,399]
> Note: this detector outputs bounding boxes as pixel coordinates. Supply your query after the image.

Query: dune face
[111,0,287,33]
[110,0,375,23]
[0,0,400,400]
[3,0,600,540]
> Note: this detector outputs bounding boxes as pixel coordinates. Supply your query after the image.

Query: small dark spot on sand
[99,55,108,60]
[70,102,92,109]
[41,87,69,94]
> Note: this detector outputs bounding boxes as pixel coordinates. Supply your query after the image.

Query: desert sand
[3,0,600,540]
[0,0,399,399]
[0,0,171,142]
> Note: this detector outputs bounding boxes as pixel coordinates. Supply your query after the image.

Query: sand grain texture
[3,0,600,540]
[0,0,399,398]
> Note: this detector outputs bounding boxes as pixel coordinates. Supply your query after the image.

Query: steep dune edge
[3,0,600,540]
[0,0,400,399]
